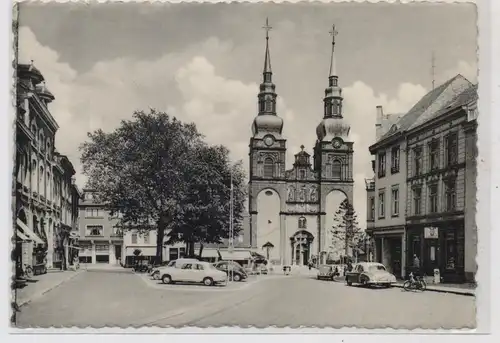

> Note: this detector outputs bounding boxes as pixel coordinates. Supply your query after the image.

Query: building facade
[15,62,80,272]
[78,189,123,265]
[248,26,354,266]
[366,74,477,283]
[405,83,477,283]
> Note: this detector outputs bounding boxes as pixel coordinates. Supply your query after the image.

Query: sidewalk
[15,269,84,307]
[83,263,131,273]
[392,280,476,296]
[331,276,475,296]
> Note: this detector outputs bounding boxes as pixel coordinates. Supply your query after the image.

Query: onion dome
[316,24,351,142]
[17,60,45,85]
[35,81,55,103]
[251,18,284,138]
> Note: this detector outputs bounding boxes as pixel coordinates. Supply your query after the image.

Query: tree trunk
[198,243,204,258]
[156,215,165,264]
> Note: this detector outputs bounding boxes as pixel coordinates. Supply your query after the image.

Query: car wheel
[161,274,172,284]
[203,277,214,286]
[233,273,241,282]
[152,271,160,280]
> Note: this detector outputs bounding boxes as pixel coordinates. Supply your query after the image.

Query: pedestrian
[413,254,420,277]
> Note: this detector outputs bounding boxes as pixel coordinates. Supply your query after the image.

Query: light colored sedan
[345,262,397,288]
[159,261,227,286]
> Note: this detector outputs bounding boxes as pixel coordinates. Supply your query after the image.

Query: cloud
[19,26,431,231]
[442,60,478,84]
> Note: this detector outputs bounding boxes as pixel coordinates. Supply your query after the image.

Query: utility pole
[228,171,234,282]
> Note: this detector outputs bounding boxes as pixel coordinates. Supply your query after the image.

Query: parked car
[213,261,248,281]
[158,261,227,286]
[345,262,397,288]
[151,258,199,280]
[317,264,339,281]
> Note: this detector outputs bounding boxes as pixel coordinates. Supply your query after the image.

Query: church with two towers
[248,22,355,266]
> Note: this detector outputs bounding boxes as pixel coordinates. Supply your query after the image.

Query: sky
[17,2,478,228]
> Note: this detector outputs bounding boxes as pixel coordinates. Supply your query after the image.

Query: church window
[299,169,306,180]
[298,217,307,229]
[265,100,272,112]
[259,101,265,113]
[263,158,274,178]
[325,102,331,116]
[332,101,338,115]
[332,160,342,179]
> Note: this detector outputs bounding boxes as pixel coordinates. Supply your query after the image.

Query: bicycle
[403,272,426,292]
[22,264,33,279]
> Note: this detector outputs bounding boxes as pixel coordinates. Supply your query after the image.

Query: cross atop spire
[263,17,272,76]
[329,24,338,78]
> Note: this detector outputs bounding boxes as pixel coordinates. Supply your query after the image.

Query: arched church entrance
[290,230,314,266]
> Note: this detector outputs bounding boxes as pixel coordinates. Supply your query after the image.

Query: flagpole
[228,171,234,282]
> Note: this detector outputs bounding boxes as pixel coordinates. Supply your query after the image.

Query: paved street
[16,270,475,329]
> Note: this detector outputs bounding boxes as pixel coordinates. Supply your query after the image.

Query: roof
[408,83,478,131]
[379,74,473,142]
[379,113,404,137]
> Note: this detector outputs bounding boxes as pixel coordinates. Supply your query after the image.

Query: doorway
[387,237,402,278]
[425,238,439,276]
[294,243,310,266]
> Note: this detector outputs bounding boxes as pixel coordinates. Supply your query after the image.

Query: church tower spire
[252,17,283,136]
[316,24,350,142]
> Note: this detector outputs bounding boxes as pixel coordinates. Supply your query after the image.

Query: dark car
[317,264,339,281]
[213,261,248,282]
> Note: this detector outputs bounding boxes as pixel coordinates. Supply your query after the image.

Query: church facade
[248,24,355,266]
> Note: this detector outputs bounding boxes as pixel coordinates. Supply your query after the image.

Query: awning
[16,230,29,241]
[16,219,44,245]
[201,249,220,258]
[126,246,156,256]
[219,250,253,261]
[64,245,82,250]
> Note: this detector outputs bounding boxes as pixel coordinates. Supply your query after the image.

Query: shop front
[406,220,465,283]
[371,227,405,279]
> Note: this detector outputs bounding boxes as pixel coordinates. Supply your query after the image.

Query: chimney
[375,105,384,141]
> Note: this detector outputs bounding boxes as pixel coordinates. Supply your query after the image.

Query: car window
[182,263,192,270]
[195,264,204,270]
[368,265,386,272]
[357,265,364,272]
[168,261,176,267]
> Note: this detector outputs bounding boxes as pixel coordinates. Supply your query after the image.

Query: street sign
[424,226,439,239]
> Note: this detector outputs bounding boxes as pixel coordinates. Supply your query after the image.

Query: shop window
[429,184,438,213]
[95,244,109,252]
[96,255,110,263]
[411,235,421,260]
[445,231,456,270]
[413,187,422,215]
[79,256,92,264]
[169,248,179,262]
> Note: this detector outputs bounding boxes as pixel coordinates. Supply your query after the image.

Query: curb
[17,270,85,307]
[391,283,475,296]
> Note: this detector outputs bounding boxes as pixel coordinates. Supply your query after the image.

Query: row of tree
[80,110,246,263]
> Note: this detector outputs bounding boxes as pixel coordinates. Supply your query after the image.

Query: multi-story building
[405,82,477,283]
[15,61,80,272]
[366,74,477,283]
[77,189,123,265]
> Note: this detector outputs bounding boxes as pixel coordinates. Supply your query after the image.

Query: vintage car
[213,260,248,281]
[345,262,397,288]
[317,264,340,281]
[150,258,199,280]
[159,260,227,286]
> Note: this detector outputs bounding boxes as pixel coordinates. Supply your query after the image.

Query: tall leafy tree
[167,145,246,257]
[80,110,203,263]
[329,198,364,262]
[80,109,246,263]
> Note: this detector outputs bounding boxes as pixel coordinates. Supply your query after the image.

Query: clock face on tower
[332,138,343,149]
[264,135,275,147]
